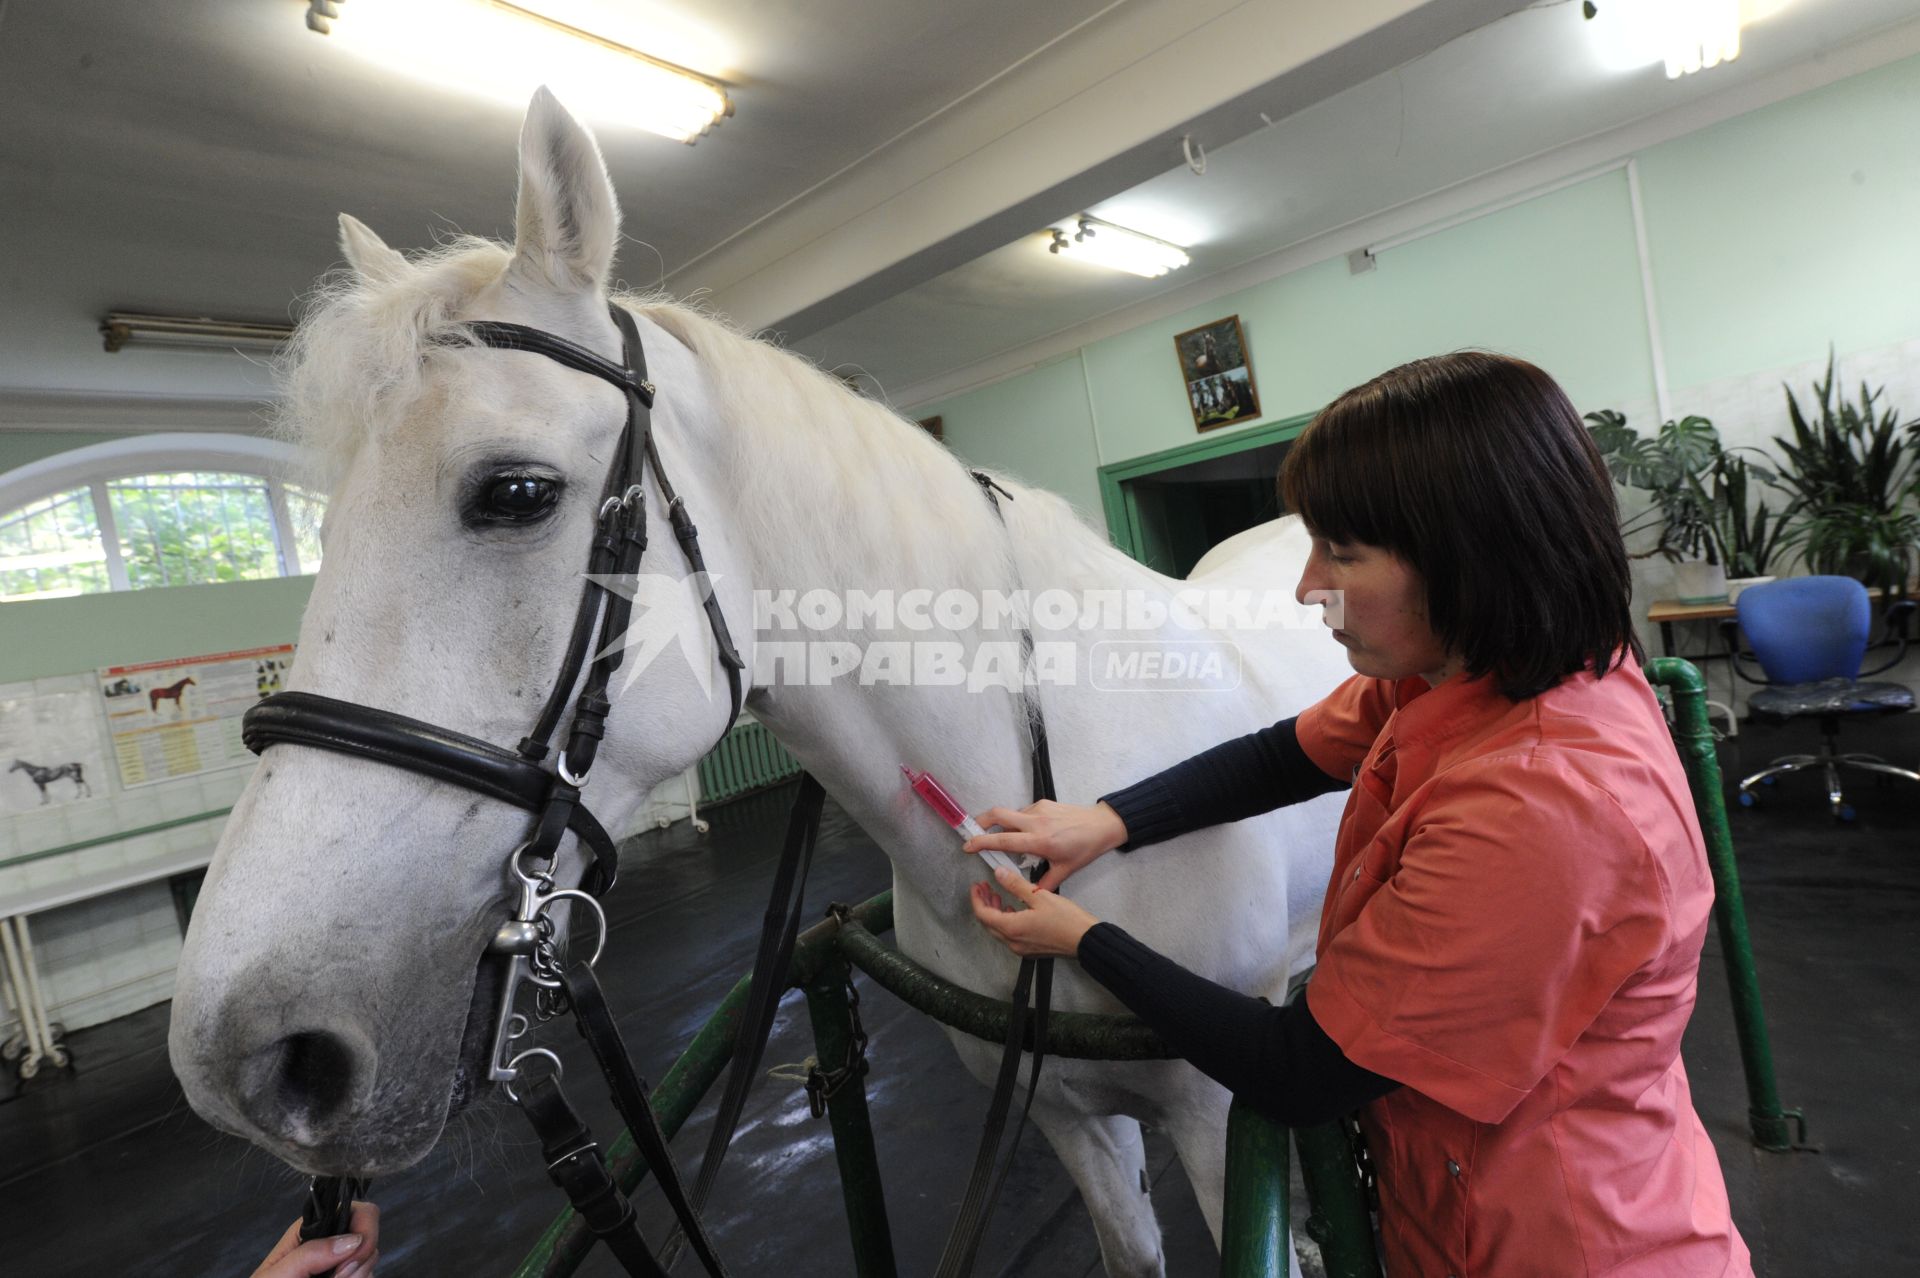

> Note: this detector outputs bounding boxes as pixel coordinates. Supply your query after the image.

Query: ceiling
[790,0,1920,405]
[0,0,1913,427]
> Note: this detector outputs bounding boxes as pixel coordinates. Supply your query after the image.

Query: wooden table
[1646,598,1739,658]
[1647,585,1899,657]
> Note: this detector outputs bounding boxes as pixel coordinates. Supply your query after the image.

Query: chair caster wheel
[1738,791,1756,808]
[693,819,711,834]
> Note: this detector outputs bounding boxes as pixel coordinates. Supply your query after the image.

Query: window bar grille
[267,479,301,576]
[89,482,131,592]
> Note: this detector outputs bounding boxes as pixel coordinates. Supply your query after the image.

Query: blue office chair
[1722,576,1916,819]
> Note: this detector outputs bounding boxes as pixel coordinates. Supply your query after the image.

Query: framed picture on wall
[1173,315,1261,432]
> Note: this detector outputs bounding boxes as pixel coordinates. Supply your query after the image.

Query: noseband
[242,306,746,1275]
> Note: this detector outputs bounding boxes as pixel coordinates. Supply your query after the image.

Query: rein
[248,307,1056,1278]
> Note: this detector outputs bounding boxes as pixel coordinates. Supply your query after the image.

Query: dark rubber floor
[2,704,1916,1277]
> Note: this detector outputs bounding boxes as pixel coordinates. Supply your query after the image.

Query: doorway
[1097,412,1314,576]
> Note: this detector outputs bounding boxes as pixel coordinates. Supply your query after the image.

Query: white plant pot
[1725,575,1775,603]
[1673,558,1729,605]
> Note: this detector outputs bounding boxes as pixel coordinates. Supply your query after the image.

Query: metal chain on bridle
[242,306,1057,1278]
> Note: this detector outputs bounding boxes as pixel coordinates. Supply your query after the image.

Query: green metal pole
[1645,658,1803,1151]
[1290,1122,1381,1278]
[801,956,899,1278]
[1219,1101,1289,1277]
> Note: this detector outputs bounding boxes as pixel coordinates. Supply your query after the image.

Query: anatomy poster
[0,680,109,816]
[98,645,294,788]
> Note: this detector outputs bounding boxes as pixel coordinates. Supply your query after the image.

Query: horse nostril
[240,1030,364,1139]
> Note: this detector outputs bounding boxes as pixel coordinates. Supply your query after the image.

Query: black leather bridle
[244,305,743,1278]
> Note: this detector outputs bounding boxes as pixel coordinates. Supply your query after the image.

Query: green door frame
[1097,411,1317,562]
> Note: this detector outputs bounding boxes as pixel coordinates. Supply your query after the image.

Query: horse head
[169,89,747,1176]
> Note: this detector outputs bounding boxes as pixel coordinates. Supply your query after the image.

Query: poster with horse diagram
[0,679,108,816]
[97,645,294,789]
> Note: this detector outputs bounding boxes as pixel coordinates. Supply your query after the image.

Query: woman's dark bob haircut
[1280,351,1641,701]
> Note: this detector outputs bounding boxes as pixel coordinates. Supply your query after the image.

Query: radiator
[696,717,801,804]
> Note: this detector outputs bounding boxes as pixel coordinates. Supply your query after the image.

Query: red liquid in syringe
[901,766,1019,876]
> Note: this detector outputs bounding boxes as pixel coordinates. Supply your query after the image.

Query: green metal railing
[513,658,1797,1277]
[511,891,1381,1278]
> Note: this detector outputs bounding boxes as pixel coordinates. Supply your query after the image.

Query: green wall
[1636,55,1920,390]
[0,576,311,685]
[932,351,1104,516]
[920,51,1920,497]
[0,431,137,474]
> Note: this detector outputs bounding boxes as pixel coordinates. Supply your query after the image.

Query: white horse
[168,89,1350,1276]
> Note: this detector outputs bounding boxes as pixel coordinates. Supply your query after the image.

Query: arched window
[0,434,324,602]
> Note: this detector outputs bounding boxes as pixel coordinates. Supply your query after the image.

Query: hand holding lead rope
[249,1186,376,1278]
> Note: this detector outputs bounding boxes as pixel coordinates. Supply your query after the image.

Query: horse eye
[478,473,561,523]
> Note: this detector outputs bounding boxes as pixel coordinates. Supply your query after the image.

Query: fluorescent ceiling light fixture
[1588,0,1780,79]
[100,313,294,354]
[1048,217,1190,279]
[307,1,732,144]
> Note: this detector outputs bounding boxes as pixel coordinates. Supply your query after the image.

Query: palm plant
[1712,453,1797,580]
[1771,355,1920,593]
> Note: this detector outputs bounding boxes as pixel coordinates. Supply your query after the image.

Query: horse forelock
[275,236,516,485]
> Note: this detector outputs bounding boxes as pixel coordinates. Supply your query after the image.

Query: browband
[461,321,655,406]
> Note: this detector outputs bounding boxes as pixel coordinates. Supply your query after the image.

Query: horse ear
[509,86,620,293]
[338,214,410,285]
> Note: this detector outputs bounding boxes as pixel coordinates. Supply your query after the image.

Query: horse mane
[277,235,1122,608]
[633,297,1123,607]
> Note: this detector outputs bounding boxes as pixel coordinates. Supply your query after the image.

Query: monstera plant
[1585,410,1796,602]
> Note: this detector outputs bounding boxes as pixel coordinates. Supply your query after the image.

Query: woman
[968,352,1752,1276]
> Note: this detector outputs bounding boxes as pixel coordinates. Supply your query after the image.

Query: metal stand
[513,894,1384,1278]
[0,915,68,1081]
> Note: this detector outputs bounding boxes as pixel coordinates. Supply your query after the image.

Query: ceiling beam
[686,0,1527,338]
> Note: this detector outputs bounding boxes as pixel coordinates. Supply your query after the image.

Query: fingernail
[332,1234,363,1256]
[337,1261,364,1278]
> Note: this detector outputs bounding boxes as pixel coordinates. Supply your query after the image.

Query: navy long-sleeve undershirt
[1098,716,1348,851]
[1069,717,1399,1123]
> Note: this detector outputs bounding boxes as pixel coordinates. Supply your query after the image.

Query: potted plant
[1711,453,1797,599]
[1771,355,1920,596]
[1586,410,1750,602]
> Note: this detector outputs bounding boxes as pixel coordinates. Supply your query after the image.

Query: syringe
[901,765,1023,878]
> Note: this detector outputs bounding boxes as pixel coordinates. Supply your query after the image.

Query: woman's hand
[965,800,1129,891]
[251,1202,380,1278]
[969,866,1101,958]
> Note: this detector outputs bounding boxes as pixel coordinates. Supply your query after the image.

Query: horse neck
[673,355,1177,873]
